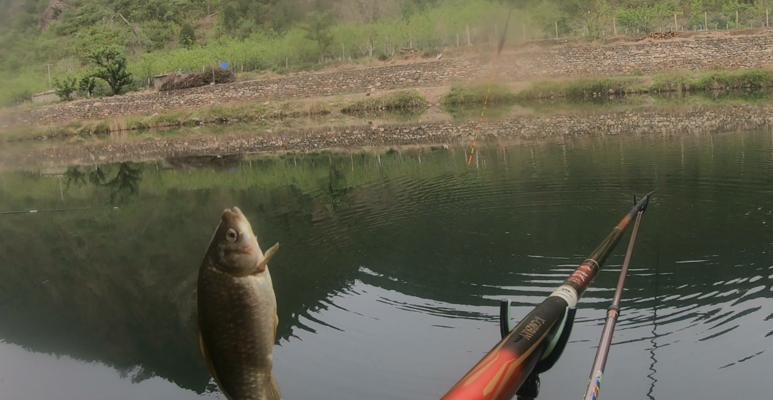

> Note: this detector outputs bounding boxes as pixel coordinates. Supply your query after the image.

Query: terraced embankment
[1,29,772,130]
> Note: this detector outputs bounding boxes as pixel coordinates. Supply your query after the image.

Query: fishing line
[0,206,118,215]
[646,202,661,400]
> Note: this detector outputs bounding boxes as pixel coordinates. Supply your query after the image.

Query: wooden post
[705,11,708,31]
[456,32,460,47]
[555,21,559,38]
[736,10,739,28]
[211,66,215,84]
[767,8,769,27]
[285,57,288,70]
[612,18,617,35]
[341,43,345,61]
[46,64,52,88]
[466,25,471,46]
[674,13,678,31]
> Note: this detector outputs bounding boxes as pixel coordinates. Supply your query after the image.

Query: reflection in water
[0,130,771,399]
[64,163,143,204]
[646,242,661,400]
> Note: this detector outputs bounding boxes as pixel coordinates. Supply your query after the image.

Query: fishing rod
[441,191,653,400]
[583,194,650,400]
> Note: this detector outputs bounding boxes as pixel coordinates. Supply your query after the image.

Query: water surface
[0,130,771,399]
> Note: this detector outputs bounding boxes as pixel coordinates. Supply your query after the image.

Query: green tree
[179,22,196,48]
[53,76,78,101]
[87,47,133,95]
[303,11,334,60]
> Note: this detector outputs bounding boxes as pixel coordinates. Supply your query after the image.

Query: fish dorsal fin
[256,243,280,271]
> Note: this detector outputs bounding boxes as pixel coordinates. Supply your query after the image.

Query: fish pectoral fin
[274,313,279,339]
[256,242,280,270]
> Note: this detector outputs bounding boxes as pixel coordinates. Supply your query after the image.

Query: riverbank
[1,29,771,132]
[2,101,770,170]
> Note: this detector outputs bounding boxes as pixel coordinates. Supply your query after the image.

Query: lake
[0,129,771,399]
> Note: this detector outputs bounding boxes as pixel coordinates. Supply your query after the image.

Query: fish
[197,207,282,400]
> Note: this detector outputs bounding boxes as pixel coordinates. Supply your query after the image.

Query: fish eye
[225,228,239,243]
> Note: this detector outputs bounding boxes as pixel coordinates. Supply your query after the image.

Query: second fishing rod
[583,194,650,400]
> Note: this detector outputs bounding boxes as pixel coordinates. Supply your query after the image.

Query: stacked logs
[159,68,236,91]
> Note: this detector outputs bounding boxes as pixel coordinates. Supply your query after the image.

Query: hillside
[1,0,771,105]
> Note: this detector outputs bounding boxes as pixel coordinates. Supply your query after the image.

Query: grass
[515,77,646,101]
[2,98,337,142]
[441,84,516,107]
[694,69,773,91]
[341,91,428,114]
[487,69,773,104]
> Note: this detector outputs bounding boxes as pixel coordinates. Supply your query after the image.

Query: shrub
[79,75,97,97]
[88,47,133,95]
[179,22,196,49]
[53,76,78,101]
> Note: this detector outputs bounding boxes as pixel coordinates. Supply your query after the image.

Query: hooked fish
[197,207,281,400]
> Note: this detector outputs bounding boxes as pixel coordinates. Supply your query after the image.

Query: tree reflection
[106,163,142,204]
[63,163,143,204]
[64,167,87,188]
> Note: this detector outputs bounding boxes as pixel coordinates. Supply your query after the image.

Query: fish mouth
[222,206,245,220]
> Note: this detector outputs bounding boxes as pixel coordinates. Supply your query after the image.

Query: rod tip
[640,190,655,212]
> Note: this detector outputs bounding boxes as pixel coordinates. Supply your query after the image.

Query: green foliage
[651,72,693,92]
[694,69,773,90]
[442,84,516,107]
[519,70,773,101]
[516,77,644,100]
[142,21,177,50]
[79,75,98,97]
[220,0,297,37]
[179,22,196,48]
[3,0,773,105]
[341,90,429,114]
[615,2,679,34]
[53,76,78,101]
[304,11,335,59]
[88,46,133,95]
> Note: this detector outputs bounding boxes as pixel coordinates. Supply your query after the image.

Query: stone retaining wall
[496,31,773,78]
